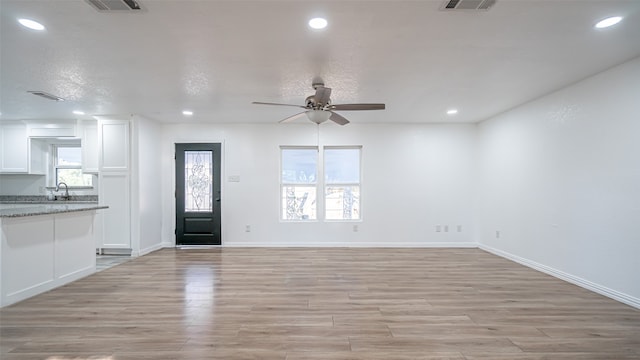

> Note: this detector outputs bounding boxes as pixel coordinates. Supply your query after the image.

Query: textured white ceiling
[1,0,639,124]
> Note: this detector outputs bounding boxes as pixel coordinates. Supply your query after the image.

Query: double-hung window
[324,147,361,220]
[280,146,361,221]
[53,145,93,187]
[281,147,318,220]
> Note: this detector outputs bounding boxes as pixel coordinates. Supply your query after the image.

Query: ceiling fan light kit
[252,77,385,126]
[306,110,332,124]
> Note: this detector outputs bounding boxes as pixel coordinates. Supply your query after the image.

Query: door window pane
[185,151,213,212]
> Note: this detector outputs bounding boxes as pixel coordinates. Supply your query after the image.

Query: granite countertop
[0,203,108,218]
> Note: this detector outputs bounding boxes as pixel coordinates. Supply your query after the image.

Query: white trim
[479,244,640,310]
[3,267,94,307]
[220,242,479,248]
[138,243,163,257]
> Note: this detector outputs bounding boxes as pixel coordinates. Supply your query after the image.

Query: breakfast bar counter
[0,203,108,307]
[0,203,108,218]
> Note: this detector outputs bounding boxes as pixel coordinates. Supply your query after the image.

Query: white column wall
[477,57,640,307]
[131,115,163,255]
[160,123,477,247]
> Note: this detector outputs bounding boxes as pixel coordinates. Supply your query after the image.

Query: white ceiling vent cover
[27,91,65,102]
[441,0,496,11]
[85,0,142,11]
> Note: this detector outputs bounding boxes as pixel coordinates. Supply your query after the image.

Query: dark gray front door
[175,143,221,245]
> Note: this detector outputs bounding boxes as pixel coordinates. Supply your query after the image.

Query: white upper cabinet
[0,123,29,173]
[0,122,45,174]
[27,120,77,138]
[80,120,99,174]
[99,119,129,172]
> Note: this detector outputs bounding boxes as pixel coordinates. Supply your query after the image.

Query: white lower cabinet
[98,173,131,251]
[0,212,97,307]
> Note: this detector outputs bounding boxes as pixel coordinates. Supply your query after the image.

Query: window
[281,147,317,220]
[324,147,361,220]
[280,146,361,221]
[53,145,93,187]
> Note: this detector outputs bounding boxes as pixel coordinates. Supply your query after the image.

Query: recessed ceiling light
[447,109,458,115]
[73,110,85,115]
[595,16,622,29]
[182,110,193,116]
[18,18,45,31]
[309,18,328,30]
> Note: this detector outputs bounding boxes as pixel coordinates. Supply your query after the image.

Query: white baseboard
[479,244,640,310]
[221,241,478,248]
[138,243,163,257]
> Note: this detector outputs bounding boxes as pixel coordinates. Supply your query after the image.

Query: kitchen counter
[0,203,108,218]
[1,203,106,307]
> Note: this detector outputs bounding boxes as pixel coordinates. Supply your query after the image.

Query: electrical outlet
[436,225,441,232]
[353,224,359,232]
[457,225,462,232]
[496,230,501,238]
[444,225,449,232]
[245,225,251,232]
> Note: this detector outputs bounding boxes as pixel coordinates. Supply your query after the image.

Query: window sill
[46,186,94,190]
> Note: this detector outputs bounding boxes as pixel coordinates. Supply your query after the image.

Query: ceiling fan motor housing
[311,76,325,90]
[306,95,330,110]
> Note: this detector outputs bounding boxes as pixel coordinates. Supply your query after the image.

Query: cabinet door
[99,173,130,249]
[81,121,99,173]
[99,119,129,171]
[28,139,47,175]
[0,124,28,173]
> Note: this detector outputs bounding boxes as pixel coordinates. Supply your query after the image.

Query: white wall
[161,123,477,247]
[131,115,163,255]
[477,57,640,307]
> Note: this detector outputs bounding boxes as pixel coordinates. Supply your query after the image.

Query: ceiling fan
[252,77,385,125]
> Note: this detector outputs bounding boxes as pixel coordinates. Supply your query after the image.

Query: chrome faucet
[56,182,70,200]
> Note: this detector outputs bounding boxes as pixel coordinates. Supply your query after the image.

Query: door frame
[174,142,223,246]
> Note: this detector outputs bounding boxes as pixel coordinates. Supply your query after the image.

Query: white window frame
[280,146,319,222]
[280,145,362,222]
[323,146,362,222]
[50,143,93,189]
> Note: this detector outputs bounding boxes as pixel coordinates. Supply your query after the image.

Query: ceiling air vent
[441,0,496,11]
[85,0,142,11]
[27,91,65,102]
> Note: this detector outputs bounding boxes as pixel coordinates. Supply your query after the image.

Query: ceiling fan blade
[278,111,308,123]
[331,103,385,111]
[252,101,306,109]
[329,111,350,126]
[315,87,332,106]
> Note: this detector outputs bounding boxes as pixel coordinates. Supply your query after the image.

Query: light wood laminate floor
[1,248,639,359]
